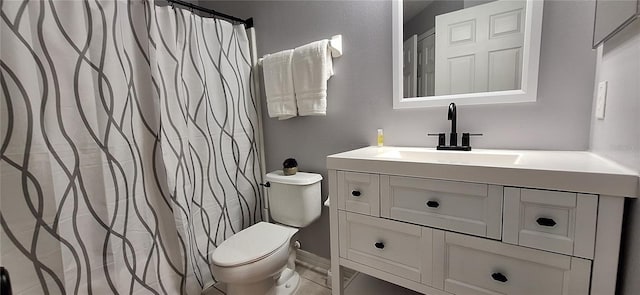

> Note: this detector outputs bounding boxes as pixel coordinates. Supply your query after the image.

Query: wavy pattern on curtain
[0,1,262,294]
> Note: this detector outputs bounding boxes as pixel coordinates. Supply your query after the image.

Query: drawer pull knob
[426,201,440,208]
[351,190,361,197]
[491,272,508,283]
[536,217,557,227]
[374,242,385,249]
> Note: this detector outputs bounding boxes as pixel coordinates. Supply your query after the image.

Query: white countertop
[327,146,640,198]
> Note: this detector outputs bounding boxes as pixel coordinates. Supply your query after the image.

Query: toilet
[210,170,322,295]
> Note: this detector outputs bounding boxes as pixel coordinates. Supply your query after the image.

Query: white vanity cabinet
[327,147,639,295]
[332,173,592,295]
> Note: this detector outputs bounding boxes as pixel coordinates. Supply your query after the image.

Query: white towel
[292,40,334,116]
[263,49,297,120]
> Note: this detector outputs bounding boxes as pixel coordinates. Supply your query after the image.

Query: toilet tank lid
[265,170,322,185]
[211,222,297,267]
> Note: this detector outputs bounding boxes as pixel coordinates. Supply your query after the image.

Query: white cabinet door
[403,34,417,98]
[417,32,435,97]
[338,211,433,283]
[503,188,598,259]
[435,0,525,95]
[433,231,592,295]
[337,171,380,217]
[381,175,503,239]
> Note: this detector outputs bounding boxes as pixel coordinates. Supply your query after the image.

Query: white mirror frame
[392,0,545,109]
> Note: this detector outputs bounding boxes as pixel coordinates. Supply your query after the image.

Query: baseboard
[296,249,331,271]
[296,249,357,289]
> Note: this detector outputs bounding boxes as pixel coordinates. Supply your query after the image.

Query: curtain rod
[166,0,254,28]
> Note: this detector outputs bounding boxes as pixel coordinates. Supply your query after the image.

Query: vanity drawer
[337,171,380,216]
[381,175,503,239]
[338,211,433,283]
[433,231,591,295]
[503,188,598,259]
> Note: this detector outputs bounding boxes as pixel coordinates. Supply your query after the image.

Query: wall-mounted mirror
[393,0,544,109]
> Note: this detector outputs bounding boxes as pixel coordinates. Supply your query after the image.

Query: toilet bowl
[210,222,300,295]
[209,171,322,295]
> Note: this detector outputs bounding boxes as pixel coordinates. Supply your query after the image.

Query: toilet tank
[265,170,322,228]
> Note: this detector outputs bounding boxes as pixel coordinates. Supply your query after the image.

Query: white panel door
[417,32,435,97]
[435,0,525,95]
[403,34,417,98]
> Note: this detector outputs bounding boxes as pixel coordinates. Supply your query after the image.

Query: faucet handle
[462,133,483,146]
[428,133,446,146]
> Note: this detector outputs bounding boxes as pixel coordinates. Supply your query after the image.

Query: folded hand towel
[263,49,297,120]
[292,40,334,116]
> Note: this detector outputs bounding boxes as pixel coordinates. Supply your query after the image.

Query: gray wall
[403,0,464,41]
[589,20,640,295]
[199,0,597,259]
[590,21,640,173]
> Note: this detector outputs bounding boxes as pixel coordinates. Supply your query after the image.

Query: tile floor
[203,262,421,295]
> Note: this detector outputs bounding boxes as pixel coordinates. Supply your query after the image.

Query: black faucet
[428,102,482,151]
[448,103,457,146]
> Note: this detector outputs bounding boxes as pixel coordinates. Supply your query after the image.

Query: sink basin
[375,148,521,165]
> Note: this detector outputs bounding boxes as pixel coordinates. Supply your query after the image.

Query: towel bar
[257,34,343,64]
[328,35,342,57]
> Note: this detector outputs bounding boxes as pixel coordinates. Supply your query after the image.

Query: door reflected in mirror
[403,0,526,98]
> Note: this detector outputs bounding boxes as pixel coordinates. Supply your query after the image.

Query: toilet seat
[211,222,296,267]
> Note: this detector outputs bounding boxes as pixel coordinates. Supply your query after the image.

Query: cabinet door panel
[381,176,502,239]
[434,231,591,295]
[337,171,380,216]
[503,188,597,258]
[338,211,432,282]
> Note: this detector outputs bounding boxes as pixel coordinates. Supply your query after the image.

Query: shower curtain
[1,1,263,294]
